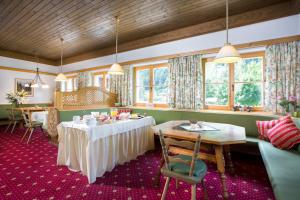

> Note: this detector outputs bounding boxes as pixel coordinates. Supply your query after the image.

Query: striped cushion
[256,119,279,140]
[267,117,300,149]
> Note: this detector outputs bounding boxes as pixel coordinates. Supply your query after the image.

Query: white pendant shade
[108,17,124,75]
[55,73,67,82]
[214,0,241,64]
[55,38,67,82]
[31,83,39,88]
[214,43,241,63]
[108,63,124,75]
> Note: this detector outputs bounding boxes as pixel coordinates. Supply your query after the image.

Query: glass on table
[73,116,81,123]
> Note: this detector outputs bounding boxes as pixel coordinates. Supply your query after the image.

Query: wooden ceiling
[0,0,298,65]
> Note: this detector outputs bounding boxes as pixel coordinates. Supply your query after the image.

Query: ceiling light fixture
[108,16,124,75]
[214,0,241,63]
[31,68,49,88]
[29,54,49,88]
[55,38,67,82]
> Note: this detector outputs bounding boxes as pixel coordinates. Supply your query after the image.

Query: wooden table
[13,107,47,121]
[152,120,246,199]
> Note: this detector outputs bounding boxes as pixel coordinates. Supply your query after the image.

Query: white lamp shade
[108,63,124,75]
[55,73,67,82]
[31,83,39,88]
[214,44,241,63]
[42,84,49,88]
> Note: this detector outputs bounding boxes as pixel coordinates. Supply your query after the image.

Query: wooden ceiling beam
[62,1,300,65]
[64,35,300,74]
[0,48,57,66]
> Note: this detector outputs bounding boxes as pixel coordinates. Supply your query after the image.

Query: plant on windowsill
[6,90,27,108]
[278,96,298,116]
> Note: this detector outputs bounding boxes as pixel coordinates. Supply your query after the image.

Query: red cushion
[256,119,279,140]
[267,117,300,149]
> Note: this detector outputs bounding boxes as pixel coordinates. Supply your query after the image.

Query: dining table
[13,107,49,128]
[152,120,246,199]
[57,116,156,183]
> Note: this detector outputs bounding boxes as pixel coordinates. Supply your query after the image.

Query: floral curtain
[168,54,203,109]
[109,66,133,106]
[264,41,300,113]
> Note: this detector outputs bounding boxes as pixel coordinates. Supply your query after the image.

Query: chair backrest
[6,108,14,120]
[159,130,201,176]
[21,109,31,126]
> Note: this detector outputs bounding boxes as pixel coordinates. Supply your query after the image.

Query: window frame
[61,75,78,92]
[203,51,265,111]
[134,63,169,108]
[93,71,109,91]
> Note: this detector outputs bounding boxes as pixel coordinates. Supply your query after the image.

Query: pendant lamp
[55,38,67,81]
[214,0,241,63]
[31,68,49,88]
[29,54,49,88]
[108,16,124,75]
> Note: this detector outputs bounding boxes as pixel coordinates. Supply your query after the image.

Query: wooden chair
[159,130,208,200]
[21,109,43,144]
[5,108,23,133]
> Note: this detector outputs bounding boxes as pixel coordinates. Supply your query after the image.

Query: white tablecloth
[57,116,156,183]
[31,111,48,129]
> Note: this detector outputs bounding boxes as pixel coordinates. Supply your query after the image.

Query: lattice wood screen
[54,87,117,110]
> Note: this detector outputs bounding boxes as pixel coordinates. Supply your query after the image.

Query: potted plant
[278,96,299,116]
[6,90,27,107]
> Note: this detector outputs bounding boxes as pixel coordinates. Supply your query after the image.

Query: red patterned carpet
[0,127,275,200]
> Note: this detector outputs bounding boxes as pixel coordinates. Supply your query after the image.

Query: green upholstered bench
[257,118,300,200]
[259,141,300,200]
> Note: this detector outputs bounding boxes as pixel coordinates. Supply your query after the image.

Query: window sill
[126,106,277,117]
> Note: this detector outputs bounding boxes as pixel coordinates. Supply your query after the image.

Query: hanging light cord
[60,38,64,73]
[115,17,119,63]
[226,0,229,44]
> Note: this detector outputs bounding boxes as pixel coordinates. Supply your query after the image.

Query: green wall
[59,107,277,137]
[0,103,50,119]
[131,109,277,137]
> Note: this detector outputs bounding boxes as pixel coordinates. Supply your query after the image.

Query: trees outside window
[134,64,169,107]
[204,52,264,110]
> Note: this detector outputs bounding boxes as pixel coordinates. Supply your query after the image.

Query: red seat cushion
[267,117,300,149]
[256,119,279,140]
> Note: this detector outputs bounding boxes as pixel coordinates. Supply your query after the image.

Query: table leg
[215,145,229,199]
[154,152,165,187]
[224,145,235,175]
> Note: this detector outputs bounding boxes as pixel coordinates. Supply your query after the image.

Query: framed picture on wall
[15,78,34,97]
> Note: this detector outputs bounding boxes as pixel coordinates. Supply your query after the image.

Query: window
[94,74,104,88]
[93,72,110,91]
[136,69,150,103]
[205,62,229,106]
[66,78,73,92]
[234,57,263,107]
[153,67,169,103]
[60,76,78,92]
[134,64,168,107]
[204,52,264,110]
[105,74,110,91]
